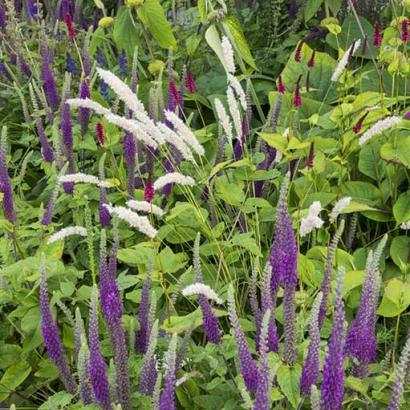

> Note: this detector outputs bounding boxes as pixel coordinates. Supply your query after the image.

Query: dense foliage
[0,0,410,409]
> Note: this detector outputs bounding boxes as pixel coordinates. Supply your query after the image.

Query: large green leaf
[281,43,338,103]
[162,308,227,334]
[113,6,140,57]
[378,278,410,317]
[390,236,410,270]
[304,0,323,22]
[276,364,301,409]
[139,0,177,49]
[359,142,385,181]
[223,17,256,69]
[393,191,410,225]
[326,15,377,59]
[340,181,381,205]
[0,360,31,401]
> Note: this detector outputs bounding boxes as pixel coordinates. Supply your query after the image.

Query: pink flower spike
[186,72,196,94]
[96,122,104,145]
[294,41,303,63]
[401,19,409,43]
[307,50,316,68]
[278,76,285,94]
[144,181,155,203]
[373,20,382,47]
[293,78,302,108]
[352,112,369,134]
[64,14,76,39]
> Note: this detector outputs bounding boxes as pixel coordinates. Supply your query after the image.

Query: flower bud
[98,17,114,28]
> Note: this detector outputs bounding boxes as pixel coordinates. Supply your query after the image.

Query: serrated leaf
[223,17,256,69]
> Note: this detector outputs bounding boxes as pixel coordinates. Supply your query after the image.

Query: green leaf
[113,6,139,57]
[0,360,31,401]
[378,278,410,317]
[139,0,177,49]
[340,181,381,205]
[393,191,410,225]
[162,308,227,334]
[281,43,337,103]
[257,132,287,152]
[304,0,323,22]
[326,15,377,59]
[38,391,74,409]
[215,177,245,206]
[359,142,384,180]
[276,364,301,409]
[223,17,256,69]
[231,233,262,257]
[390,236,410,269]
[93,0,105,10]
[117,242,156,267]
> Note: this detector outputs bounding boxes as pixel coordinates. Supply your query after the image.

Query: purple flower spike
[159,334,178,410]
[0,6,6,30]
[269,175,298,364]
[98,160,111,227]
[345,236,387,377]
[227,285,258,391]
[41,179,60,225]
[321,267,346,410]
[99,231,131,410]
[88,286,112,410]
[124,132,136,198]
[193,234,222,344]
[249,263,262,350]
[254,309,272,410]
[41,39,60,112]
[198,294,221,344]
[0,129,16,223]
[318,221,345,328]
[35,116,54,163]
[78,80,91,136]
[66,53,78,75]
[118,49,128,76]
[261,263,278,352]
[139,320,159,397]
[300,292,323,396]
[135,267,152,353]
[19,56,31,77]
[39,255,77,394]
